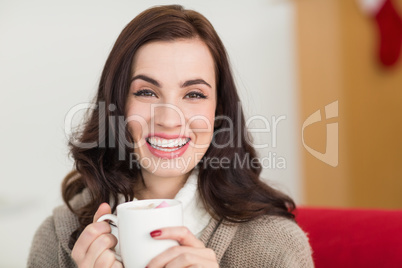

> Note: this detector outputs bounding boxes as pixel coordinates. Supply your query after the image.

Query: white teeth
[151,146,179,152]
[147,137,190,150]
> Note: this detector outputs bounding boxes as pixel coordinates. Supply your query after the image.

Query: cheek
[187,106,215,137]
[126,103,151,142]
[127,121,143,143]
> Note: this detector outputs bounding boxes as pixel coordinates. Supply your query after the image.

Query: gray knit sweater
[28,191,314,267]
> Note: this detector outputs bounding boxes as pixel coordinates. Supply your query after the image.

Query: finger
[146,246,199,268]
[111,260,124,268]
[71,222,111,262]
[147,246,217,268]
[93,203,112,223]
[93,248,121,268]
[85,233,117,267]
[186,263,219,268]
[150,226,204,248]
[165,251,219,268]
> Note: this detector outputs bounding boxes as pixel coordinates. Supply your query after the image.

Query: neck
[135,169,190,200]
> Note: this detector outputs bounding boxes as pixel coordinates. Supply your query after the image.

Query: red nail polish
[150,230,162,237]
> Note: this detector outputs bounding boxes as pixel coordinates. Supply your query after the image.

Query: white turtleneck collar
[128,167,212,238]
[172,167,212,238]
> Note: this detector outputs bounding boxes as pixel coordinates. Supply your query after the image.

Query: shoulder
[237,215,310,246]
[28,216,59,268]
[27,190,89,268]
[221,215,314,268]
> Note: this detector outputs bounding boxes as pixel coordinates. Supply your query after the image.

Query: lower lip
[146,141,190,159]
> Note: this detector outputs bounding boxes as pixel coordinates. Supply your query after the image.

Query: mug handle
[97,214,122,262]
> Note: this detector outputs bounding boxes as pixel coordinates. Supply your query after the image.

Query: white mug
[97,199,183,268]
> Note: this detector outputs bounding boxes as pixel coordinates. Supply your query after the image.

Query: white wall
[0,0,300,266]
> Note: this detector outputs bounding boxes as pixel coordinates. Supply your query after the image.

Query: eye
[185,91,207,99]
[133,89,157,98]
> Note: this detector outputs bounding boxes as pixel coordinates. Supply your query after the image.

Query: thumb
[93,202,112,223]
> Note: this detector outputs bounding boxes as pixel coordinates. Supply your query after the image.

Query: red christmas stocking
[375,0,402,66]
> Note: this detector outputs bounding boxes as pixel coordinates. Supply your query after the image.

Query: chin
[139,152,193,173]
[147,165,193,177]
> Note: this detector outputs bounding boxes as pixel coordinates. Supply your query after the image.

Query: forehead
[131,39,216,85]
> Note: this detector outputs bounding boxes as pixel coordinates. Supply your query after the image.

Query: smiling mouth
[146,137,191,152]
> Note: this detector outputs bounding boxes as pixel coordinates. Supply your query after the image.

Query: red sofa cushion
[294,207,402,268]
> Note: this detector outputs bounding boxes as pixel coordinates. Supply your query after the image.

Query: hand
[146,226,218,268]
[71,203,123,268]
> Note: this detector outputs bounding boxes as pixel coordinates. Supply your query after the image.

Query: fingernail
[150,230,162,237]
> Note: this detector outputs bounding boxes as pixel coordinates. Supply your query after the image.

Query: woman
[28,5,314,268]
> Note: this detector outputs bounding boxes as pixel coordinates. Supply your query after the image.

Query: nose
[152,103,185,129]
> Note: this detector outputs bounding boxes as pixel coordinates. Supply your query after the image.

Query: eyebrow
[131,74,212,89]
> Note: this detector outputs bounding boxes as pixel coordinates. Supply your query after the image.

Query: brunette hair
[62,4,295,248]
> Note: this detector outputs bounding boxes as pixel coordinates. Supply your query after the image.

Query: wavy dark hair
[62,4,295,248]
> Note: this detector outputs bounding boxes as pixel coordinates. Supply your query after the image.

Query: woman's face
[126,38,217,178]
